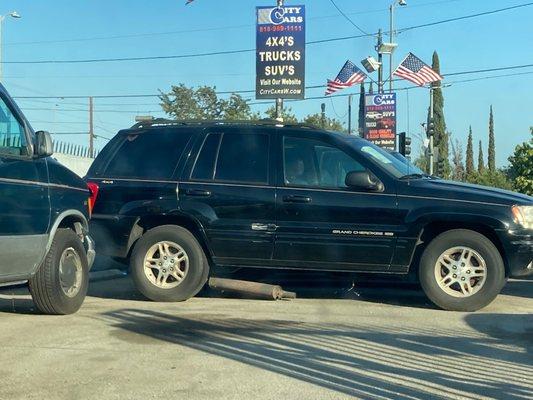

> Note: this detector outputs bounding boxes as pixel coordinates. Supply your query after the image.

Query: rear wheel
[29,229,89,315]
[130,225,209,302]
[419,229,505,311]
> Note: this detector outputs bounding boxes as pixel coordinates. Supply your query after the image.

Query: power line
[13,62,533,100]
[328,0,370,36]
[4,2,531,65]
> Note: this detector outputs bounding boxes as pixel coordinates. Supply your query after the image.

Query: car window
[283,137,365,189]
[213,132,269,184]
[104,128,194,179]
[191,133,222,181]
[0,96,27,157]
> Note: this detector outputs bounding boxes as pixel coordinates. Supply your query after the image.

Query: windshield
[343,137,425,179]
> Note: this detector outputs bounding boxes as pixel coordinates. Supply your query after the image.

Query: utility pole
[274,0,284,121]
[320,103,326,129]
[348,94,352,134]
[89,96,94,158]
[428,88,434,175]
[377,29,383,93]
[389,4,394,92]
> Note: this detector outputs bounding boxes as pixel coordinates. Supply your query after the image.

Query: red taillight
[87,182,99,217]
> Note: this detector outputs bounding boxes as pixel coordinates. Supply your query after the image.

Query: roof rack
[129,118,321,131]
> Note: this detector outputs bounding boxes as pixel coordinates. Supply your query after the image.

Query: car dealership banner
[364,93,397,151]
[256,5,305,99]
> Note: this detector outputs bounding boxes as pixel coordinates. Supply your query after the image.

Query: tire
[419,229,505,312]
[29,228,89,315]
[130,225,209,302]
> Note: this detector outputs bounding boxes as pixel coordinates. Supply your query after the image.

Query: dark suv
[0,84,95,314]
[86,120,532,311]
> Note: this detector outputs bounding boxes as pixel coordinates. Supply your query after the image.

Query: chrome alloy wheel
[59,247,83,298]
[434,246,487,298]
[143,241,189,289]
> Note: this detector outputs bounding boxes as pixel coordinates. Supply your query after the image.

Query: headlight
[512,205,533,229]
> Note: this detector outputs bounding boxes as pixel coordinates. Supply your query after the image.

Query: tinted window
[0,96,27,157]
[191,133,221,181]
[104,128,193,179]
[215,133,269,183]
[284,137,365,188]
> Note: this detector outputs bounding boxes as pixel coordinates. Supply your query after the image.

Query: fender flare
[46,210,89,252]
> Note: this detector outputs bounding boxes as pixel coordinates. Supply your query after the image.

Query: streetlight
[389,0,407,92]
[0,11,22,82]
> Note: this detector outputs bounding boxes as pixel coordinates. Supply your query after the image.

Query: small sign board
[256,5,306,100]
[364,93,397,151]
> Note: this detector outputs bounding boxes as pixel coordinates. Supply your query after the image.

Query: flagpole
[429,87,434,175]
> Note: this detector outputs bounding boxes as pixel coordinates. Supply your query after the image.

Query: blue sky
[1,0,532,165]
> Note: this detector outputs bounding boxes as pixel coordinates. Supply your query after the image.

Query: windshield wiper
[400,173,433,180]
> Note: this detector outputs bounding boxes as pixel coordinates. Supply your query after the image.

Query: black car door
[0,96,50,280]
[179,126,277,266]
[273,131,399,272]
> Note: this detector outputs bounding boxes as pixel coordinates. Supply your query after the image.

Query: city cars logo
[372,94,395,106]
[257,6,304,25]
[270,7,285,25]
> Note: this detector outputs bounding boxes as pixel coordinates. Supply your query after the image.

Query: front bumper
[85,234,96,270]
[498,229,533,278]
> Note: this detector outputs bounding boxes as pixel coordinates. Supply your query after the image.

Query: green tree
[303,113,344,131]
[508,127,533,195]
[358,82,365,137]
[160,84,253,120]
[427,51,450,178]
[466,169,513,190]
[466,126,474,176]
[264,105,298,123]
[478,140,485,173]
[488,105,496,172]
[450,138,465,181]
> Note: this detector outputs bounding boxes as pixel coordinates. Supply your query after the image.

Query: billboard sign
[364,93,397,150]
[256,5,305,99]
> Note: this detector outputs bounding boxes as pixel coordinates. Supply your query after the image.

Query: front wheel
[29,229,89,315]
[419,229,506,312]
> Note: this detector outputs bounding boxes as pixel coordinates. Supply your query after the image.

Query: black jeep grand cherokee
[86,120,532,311]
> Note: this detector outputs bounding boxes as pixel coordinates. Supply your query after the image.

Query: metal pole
[275,0,284,120]
[389,4,394,92]
[320,103,326,129]
[89,96,94,158]
[0,16,4,82]
[348,95,352,134]
[377,29,383,93]
[429,88,434,175]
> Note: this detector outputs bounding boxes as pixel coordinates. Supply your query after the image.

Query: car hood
[407,179,533,206]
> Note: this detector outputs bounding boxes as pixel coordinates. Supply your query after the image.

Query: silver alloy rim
[143,241,189,289]
[59,247,83,298]
[434,246,487,298]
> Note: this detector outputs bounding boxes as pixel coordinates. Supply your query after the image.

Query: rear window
[103,128,194,179]
[191,132,269,184]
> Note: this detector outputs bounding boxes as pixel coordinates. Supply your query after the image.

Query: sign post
[364,93,397,151]
[256,2,306,119]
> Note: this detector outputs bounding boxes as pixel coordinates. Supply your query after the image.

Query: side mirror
[345,171,384,192]
[35,131,53,158]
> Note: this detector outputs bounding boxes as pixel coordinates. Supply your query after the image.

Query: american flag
[325,60,366,96]
[393,53,443,86]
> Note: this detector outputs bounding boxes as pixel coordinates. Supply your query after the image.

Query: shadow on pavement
[101,308,533,400]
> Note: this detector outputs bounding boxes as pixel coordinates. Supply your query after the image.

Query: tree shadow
[101,308,533,399]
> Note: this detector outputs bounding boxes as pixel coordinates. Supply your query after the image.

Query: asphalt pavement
[0,272,531,400]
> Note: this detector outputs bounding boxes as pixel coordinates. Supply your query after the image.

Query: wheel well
[417,221,509,276]
[58,215,85,231]
[128,215,213,266]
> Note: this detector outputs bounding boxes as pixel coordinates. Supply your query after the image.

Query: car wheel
[130,225,209,302]
[419,229,505,312]
[29,228,89,315]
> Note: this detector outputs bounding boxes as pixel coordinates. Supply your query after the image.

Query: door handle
[283,195,312,203]
[184,189,211,197]
[251,223,277,232]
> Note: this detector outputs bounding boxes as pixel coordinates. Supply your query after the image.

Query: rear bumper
[498,229,533,278]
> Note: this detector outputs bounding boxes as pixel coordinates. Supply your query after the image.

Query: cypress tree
[488,105,496,172]
[478,140,485,173]
[358,82,365,137]
[427,51,449,178]
[466,126,474,175]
